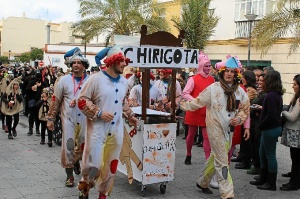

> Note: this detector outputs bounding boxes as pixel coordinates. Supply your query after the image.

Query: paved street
[0,114,299,199]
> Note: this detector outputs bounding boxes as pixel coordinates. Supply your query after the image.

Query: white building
[204,0,299,104]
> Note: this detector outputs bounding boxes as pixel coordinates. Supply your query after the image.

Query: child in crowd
[36,88,53,147]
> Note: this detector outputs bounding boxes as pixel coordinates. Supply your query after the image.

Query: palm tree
[252,0,300,55]
[74,0,169,44]
[171,0,219,50]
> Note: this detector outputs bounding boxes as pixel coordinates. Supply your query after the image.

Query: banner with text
[122,46,199,68]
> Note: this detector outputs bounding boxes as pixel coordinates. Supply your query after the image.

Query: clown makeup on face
[223,68,235,84]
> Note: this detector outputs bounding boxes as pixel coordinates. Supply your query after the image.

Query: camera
[250,104,259,109]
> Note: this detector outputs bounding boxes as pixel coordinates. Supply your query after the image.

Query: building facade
[0,15,74,58]
[162,0,299,104]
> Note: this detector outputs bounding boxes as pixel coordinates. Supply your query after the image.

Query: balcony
[235,20,259,38]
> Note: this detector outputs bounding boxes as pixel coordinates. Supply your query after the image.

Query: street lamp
[244,14,258,67]
[8,50,11,64]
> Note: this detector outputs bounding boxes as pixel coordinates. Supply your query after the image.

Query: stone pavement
[0,114,299,199]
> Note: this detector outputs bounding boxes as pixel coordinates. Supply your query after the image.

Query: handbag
[28,99,36,108]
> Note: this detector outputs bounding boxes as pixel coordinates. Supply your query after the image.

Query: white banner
[122,46,199,68]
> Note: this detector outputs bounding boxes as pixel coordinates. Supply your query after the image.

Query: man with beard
[77,46,138,199]
[47,47,89,188]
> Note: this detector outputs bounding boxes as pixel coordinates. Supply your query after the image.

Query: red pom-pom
[158,69,172,74]
[77,99,86,110]
[103,53,128,67]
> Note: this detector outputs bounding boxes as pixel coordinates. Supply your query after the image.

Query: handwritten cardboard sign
[142,123,177,185]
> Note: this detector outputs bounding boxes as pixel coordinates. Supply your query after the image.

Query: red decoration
[77,99,86,110]
[110,159,119,174]
[129,128,137,138]
[157,69,172,74]
[51,95,56,102]
[81,143,85,151]
[103,53,130,67]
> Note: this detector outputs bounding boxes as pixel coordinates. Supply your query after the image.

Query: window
[234,0,266,21]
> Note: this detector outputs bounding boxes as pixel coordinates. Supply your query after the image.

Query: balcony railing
[235,20,259,38]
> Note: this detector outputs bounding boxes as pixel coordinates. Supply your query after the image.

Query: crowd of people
[0,46,299,199]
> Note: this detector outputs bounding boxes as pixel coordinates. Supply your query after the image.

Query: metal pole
[247,21,252,67]
[46,24,51,44]
[8,50,11,64]
[84,37,87,58]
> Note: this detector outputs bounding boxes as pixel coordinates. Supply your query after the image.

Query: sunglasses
[72,61,82,64]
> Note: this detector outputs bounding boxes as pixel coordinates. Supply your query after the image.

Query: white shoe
[210,174,219,189]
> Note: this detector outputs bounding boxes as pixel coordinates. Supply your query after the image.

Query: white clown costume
[47,47,89,187]
[180,57,250,199]
[77,47,134,198]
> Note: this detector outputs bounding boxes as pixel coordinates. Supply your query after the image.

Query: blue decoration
[225,57,239,69]
[95,47,112,66]
[64,47,82,60]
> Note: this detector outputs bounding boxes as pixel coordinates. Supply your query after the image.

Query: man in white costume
[128,72,163,109]
[154,69,182,112]
[77,46,138,199]
[180,57,250,199]
[47,47,89,188]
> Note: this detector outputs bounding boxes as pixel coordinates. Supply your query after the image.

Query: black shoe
[196,183,213,194]
[47,140,53,147]
[40,140,45,145]
[182,137,186,139]
[8,133,13,139]
[197,142,203,147]
[280,182,299,191]
[12,128,17,137]
[36,130,40,136]
[235,162,251,170]
[27,128,33,136]
[282,172,292,178]
[74,160,81,175]
[231,155,243,162]
[184,156,191,165]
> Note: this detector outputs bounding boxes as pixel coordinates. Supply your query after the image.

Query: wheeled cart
[118,108,177,197]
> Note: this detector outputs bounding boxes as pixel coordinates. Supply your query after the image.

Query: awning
[240,60,272,68]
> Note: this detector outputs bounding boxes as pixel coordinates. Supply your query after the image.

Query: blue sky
[0,0,80,23]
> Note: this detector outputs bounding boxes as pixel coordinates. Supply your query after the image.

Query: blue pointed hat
[225,57,240,69]
[95,47,112,66]
[95,46,123,66]
[64,47,89,69]
[64,47,82,60]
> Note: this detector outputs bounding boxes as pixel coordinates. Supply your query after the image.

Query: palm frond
[253,6,300,55]
[172,0,219,49]
[76,0,168,38]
